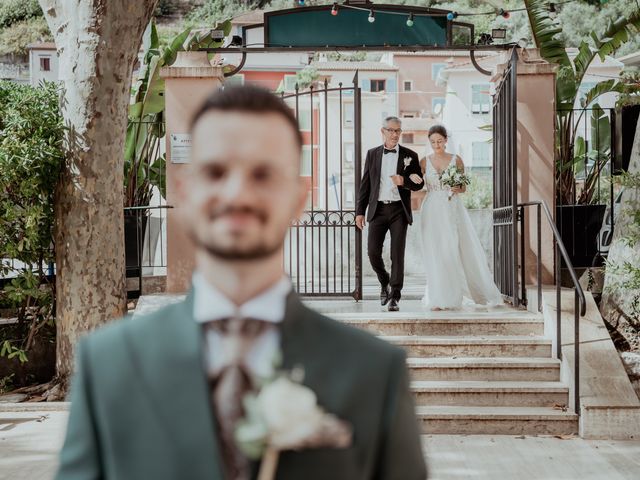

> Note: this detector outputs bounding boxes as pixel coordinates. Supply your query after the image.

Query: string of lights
[298,0,611,25]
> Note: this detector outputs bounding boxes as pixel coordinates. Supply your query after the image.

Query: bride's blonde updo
[428,125,448,139]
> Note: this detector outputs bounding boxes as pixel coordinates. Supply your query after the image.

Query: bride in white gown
[417,125,503,310]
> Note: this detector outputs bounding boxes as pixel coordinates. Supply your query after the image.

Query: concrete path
[2,409,640,480]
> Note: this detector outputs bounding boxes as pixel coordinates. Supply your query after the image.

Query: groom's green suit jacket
[56,292,427,480]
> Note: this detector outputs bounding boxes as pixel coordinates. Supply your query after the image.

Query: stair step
[338,313,544,336]
[384,335,552,358]
[410,381,569,407]
[407,357,561,381]
[416,406,578,435]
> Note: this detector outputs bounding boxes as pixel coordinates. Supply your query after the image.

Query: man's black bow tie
[384,148,397,154]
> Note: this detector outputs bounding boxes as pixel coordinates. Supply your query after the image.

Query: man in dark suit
[356,117,424,311]
[56,86,427,479]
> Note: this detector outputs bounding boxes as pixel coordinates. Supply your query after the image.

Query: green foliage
[617,68,640,107]
[463,173,493,210]
[0,16,52,57]
[606,171,640,319]
[0,80,63,363]
[0,0,41,29]
[154,0,178,17]
[0,373,15,393]
[524,0,640,205]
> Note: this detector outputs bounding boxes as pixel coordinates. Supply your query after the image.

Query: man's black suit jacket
[356,145,424,225]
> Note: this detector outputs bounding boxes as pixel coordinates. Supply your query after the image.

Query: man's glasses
[383,128,402,135]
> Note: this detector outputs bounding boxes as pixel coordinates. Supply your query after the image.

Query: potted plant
[124,20,230,277]
[525,0,640,267]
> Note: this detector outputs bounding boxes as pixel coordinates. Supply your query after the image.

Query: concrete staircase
[334,310,579,435]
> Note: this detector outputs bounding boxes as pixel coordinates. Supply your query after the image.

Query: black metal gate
[492,48,519,306]
[281,76,363,299]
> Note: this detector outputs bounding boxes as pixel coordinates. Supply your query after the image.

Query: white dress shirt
[192,272,291,380]
[378,146,401,202]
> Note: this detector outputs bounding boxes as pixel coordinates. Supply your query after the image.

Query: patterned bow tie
[384,148,397,154]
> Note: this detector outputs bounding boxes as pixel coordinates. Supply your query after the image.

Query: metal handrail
[513,200,587,416]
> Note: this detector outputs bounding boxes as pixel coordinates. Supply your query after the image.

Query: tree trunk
[39,0,158,388]
[601,115,640,351]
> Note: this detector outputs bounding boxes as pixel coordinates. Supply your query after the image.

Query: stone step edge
[415,405,578,419]
[337,316,543,323]
[406,357,560,368]
[410,380,569,392]
[383,336,551,345]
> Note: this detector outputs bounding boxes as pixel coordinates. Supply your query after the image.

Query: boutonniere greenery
[235,365,353,480]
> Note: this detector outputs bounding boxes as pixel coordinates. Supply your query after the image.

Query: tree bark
[39,0,158,387]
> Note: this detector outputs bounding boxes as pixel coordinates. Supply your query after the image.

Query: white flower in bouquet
[439,164,471,201]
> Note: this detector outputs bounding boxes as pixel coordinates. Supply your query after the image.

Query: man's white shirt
[192,271,291,380]
[378,146,401,202]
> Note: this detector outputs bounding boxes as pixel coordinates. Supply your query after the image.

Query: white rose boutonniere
[403,156,412,170]
[235,367,353,480]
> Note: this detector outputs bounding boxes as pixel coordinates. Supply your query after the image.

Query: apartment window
[432,63,447,81]
[472,141,491,169]
[343,103,354,128]
[402,113,416,118]
[370,79,386,92]
[39,57,51,72]
[403,80,413,92]
[471,84,491,114]
[402,133,414,144]
[301,146,313,176]
[432,97,446,113]
[344,143,354,164]
[284,74,298,92]
[297,106,312,131]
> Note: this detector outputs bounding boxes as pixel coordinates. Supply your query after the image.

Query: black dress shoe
[380,285,390,306]
[388,298,399,312]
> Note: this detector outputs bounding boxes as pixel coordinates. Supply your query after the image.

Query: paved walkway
[2,409,640,479]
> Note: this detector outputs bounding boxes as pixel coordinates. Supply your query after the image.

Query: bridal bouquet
[235,366,352,480]
[439,164,471,201]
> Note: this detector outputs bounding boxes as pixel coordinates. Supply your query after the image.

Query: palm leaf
[523,0,570,68]
[580,79,626,108]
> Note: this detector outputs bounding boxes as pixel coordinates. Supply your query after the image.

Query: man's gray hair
[382,116,401,128]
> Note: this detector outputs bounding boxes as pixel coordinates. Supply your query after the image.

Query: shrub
[0,16,52,57]
[0,0,42,29]
[0,80,64,366]
[463,173,493,210]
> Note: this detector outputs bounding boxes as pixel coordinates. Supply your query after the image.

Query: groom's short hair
[190,84,303,149]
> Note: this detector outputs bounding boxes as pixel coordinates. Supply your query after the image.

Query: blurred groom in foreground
[56,84,427,480]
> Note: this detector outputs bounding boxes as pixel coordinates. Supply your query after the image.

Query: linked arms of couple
[355,150,424,230]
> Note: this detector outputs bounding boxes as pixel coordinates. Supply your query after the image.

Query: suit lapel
[124,292,224,478]
[396,145,405,175]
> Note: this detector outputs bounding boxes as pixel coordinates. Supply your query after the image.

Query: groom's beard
[189,206,286,261]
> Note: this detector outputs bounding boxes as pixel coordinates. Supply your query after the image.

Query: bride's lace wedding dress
[420,154,503,310]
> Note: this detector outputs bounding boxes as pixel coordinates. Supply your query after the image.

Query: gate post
[161,52,224,293]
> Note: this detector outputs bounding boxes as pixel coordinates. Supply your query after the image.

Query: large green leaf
[594,11,640,61]
[580,79,626,109]
[523,0,570,68]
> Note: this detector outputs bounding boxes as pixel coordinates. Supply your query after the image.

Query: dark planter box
[124,212,148,278]
[614,104,640,174]
[556,204,606,268]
